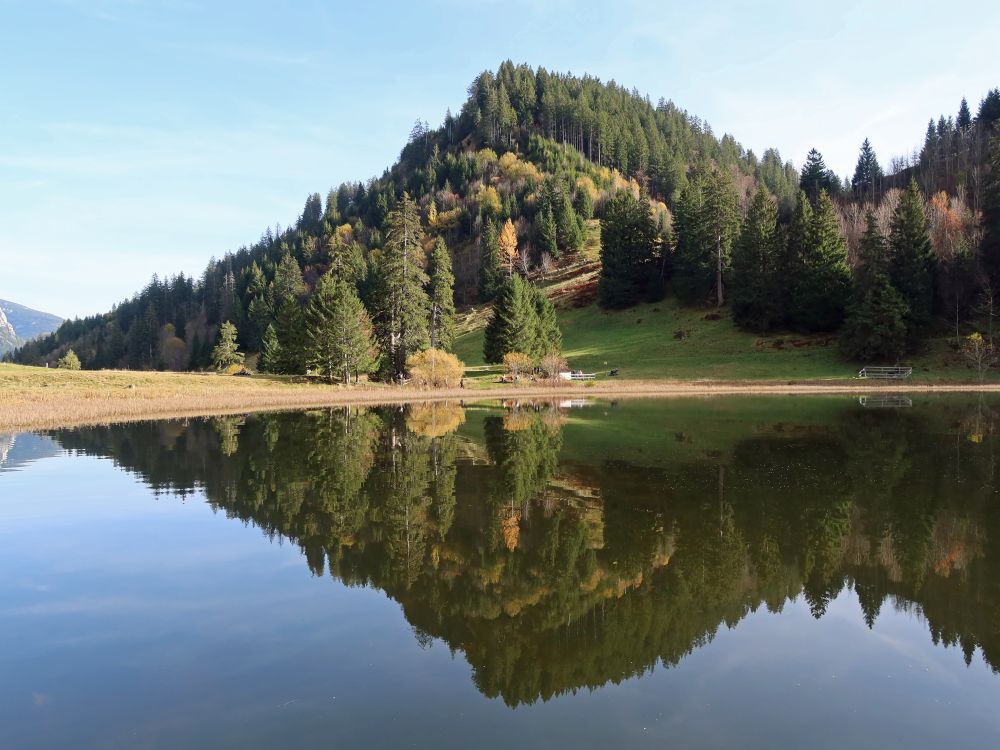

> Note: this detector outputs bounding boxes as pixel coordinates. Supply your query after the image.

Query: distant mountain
[0,307,16,353]
[0,299,63,353]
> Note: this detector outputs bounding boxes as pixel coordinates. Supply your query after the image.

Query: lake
[2,396,1000,749]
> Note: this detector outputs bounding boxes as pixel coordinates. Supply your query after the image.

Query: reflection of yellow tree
[501,506,521,551]
[406,402,466,437]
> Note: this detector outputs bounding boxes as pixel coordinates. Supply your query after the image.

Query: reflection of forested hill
[45,399,1000,705]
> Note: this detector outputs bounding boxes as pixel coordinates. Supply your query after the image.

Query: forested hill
[8,62,1000,374]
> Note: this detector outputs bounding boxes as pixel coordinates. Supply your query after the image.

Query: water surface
[2,396,1000,749]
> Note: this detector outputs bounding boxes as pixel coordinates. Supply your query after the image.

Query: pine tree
[479,219,504,301]
[374,192,430,379]
[484,275,537,363]
[305,274,377,383]
[981,134,1000,291]
[556,190,582,253]
[788,191,851,331]
[957,97,972,131]
[530,286,561,357]
[840,214,909,362]
[799,148,836,204]
[537,205,558,259]
[702,169,740,306]
[888,179,935,342]
[211,321,244,370]
[851,138,883,201]
[732,186,781,332]
[598,191,657,308]
[672,176,712,304]
[427,237,457,351]
[259,323,281,373]
[273,299,307,374]
[272,253,305,307]
[574,187,594,220]
[324,229,366,285]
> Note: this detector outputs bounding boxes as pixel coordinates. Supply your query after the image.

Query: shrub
[56,349,81,370]
[502,352,534,379]
[406,348,465,388]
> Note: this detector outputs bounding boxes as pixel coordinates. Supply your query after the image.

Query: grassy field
[455,295,992,384]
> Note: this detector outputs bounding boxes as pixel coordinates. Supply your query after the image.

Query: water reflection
[40,397,1000,707]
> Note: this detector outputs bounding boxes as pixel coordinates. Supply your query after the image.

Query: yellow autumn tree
[498,219,520,276]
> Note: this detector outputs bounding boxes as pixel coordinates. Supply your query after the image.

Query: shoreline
[3,365,1000,431]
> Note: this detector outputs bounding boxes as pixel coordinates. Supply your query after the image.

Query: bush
[56,349,81,370]
[503,352,534,379]
[406,348,465,388]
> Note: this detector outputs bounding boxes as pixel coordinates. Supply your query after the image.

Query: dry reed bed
[2,365,999,432]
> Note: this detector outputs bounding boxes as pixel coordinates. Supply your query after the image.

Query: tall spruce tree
[484,274,538,363]
[703,169,741,306]
[273,299,307,374]
[788,191,851,331]
[530,286,561,357]
[427,237,457,351]
[981,134,1000,291]
[211,321,244,370]
[305,274,377,383]
[851,138,883,201]
[799,148,836,205]
[259,323,281,373]
[537,204,559,259]
[479,219,503,301]
[888,179,935,343]
[598,191,658,308]
[957,97,972,131]
[840,213,909,362]
[672,176,712,304]
[732,186,782,332]
[374,192,430,379]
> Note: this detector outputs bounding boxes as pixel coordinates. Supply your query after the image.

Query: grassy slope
[454,223,991,384]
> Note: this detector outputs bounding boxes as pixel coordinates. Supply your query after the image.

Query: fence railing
[858,366,912,379]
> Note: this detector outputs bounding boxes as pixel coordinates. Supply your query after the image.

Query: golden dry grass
[4,362,1000,431]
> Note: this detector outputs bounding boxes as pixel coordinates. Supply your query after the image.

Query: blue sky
[2,0,998,319]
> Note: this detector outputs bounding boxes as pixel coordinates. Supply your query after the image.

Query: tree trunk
[716,233,724,307]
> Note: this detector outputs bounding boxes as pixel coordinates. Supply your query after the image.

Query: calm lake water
[2,396,1000,749]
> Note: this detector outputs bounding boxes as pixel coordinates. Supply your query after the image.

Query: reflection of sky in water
[0,402,999,750]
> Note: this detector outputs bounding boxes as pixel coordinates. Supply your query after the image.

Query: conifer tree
[479,219,503,301]
[851,138,883,201]
[702,169,740,306]
[840,214,909,362]
[598,191,657,308]
[888,179,935,342]
[957,97,972,131]
[799,148,836,204]
[427,237,457,351]
[273,299,307,374]
[556,191,582,253]
[305,275,376,383]
[530,286,561,357]
[732,186,781,332]
[259,323,281,373]
[324,229,366,285]
[788,191,851,331]
[374,192,430,379]
[672,177,712,304]
[574,187,594,220]
[272,253,305,307]
[212,321,244,370]
[484,275,537,363]
[981,134,1000,290]
[537,205,559,259]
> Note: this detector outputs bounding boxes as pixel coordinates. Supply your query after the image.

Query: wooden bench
[858,366,912,379]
